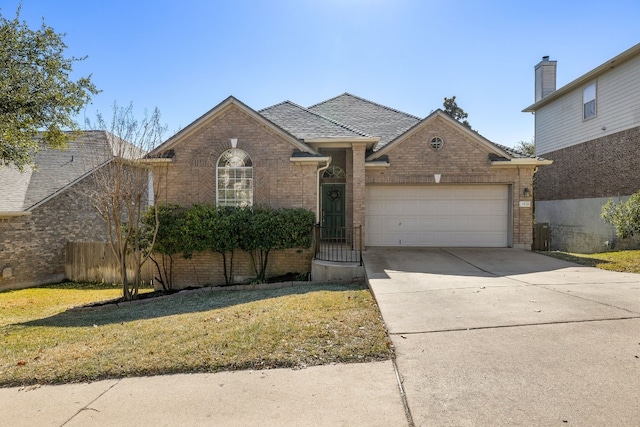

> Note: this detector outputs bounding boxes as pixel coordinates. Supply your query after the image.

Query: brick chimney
[534,56,557,102]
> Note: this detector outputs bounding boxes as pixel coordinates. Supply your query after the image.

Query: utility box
[533,223,551,251]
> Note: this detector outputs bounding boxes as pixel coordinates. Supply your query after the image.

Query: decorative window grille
[323,165,346,179]
[430,136,444,150]
[217,148,253,207]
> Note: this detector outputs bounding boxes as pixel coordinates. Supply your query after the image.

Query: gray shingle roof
[493,143,537,159]
[307,93,421,149]
[259,100,371,140]
[0,131,116,212]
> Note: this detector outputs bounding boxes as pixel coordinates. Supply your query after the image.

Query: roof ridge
[309,92,422,121]
[258,100,297,112]
[262,99,374,138]
[306,92,347,110]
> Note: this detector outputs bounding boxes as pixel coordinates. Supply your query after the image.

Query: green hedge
[147,205,315,286]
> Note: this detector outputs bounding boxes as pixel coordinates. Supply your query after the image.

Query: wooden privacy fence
[65,242,154,284]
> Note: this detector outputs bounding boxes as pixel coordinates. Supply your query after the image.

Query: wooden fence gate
[65,242,154,284]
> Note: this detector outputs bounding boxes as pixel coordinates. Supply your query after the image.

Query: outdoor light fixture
[523,188,531,198]
[434,173,441,184]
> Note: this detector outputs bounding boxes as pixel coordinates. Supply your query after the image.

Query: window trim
[583,82,597,121]
[216,148,253,207]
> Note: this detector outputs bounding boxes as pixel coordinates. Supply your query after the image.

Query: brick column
[351,143,366,246]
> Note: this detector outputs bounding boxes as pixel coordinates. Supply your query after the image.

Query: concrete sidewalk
[364,247,640,426]
[0,361,408,427]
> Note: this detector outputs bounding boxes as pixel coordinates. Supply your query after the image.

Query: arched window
[322,165,346,179]
[217,148,253,207]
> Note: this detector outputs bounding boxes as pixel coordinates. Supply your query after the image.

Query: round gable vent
[430,136,444,150]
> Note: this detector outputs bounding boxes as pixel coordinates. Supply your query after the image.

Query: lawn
[0,282,391,387]
[540,249,640,273]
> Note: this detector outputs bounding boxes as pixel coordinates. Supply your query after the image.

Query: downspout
[316,157,332,224]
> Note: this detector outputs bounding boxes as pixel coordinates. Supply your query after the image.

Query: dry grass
[540,249,640,273]
[0,282,391,387]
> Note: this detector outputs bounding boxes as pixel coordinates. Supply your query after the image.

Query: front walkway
[364,247,640,426]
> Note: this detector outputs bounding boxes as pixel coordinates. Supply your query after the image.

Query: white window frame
[583,82,597,120]
[216,148,253,207]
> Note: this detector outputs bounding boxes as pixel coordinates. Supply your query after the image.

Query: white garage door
[365,185,509,247]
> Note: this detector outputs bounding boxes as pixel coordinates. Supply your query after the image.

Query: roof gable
[0,131,116,213]
[366,110,513,161]
[308,93,421,148]
[149,96,318,157]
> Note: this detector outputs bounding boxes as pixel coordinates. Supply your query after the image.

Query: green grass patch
[0,282,391,387]
[540,249,640,273]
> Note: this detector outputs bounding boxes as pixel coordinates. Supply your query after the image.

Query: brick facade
[154,106,317,211]
[148,101,540,288]
[536,125,640,201]
[534,125,640,253]
[150,104,317,289]
[366,116,536,248]
[154,248,313,288]
[0,175,108,291]
[352,143,367,242]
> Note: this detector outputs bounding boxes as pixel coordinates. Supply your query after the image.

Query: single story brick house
[147,93,550,287]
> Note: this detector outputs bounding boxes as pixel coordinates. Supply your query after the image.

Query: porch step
[311,259,364,282]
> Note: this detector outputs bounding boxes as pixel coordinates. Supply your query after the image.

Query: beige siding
[536,55,640,155]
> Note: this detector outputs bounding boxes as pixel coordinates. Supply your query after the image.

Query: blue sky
[3,0,639,147]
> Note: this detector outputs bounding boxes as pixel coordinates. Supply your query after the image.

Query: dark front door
[321,184,346,240]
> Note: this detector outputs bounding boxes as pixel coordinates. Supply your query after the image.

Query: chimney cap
[542,55,550,61]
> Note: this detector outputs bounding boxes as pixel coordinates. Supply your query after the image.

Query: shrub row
[145,205,315,289]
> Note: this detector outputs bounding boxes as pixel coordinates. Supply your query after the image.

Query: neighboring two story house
[524,43,640,253]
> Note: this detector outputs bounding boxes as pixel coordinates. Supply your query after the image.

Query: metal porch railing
[313,225,362,265]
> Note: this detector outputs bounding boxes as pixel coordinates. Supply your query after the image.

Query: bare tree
[86,103,166,300]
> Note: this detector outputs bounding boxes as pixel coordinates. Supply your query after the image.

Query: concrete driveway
[363,248,640,427]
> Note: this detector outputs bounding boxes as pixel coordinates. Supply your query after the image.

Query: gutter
[365,161,390,169]
[0,212,32,218]
[289,156,331,163]
[138,158,173,164]
[490,158,553,168]
[316,158,332,224]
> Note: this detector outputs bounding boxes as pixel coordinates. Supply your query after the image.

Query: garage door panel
[365,185,509,247]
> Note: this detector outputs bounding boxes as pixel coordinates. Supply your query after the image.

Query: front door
[321,184,346,239]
